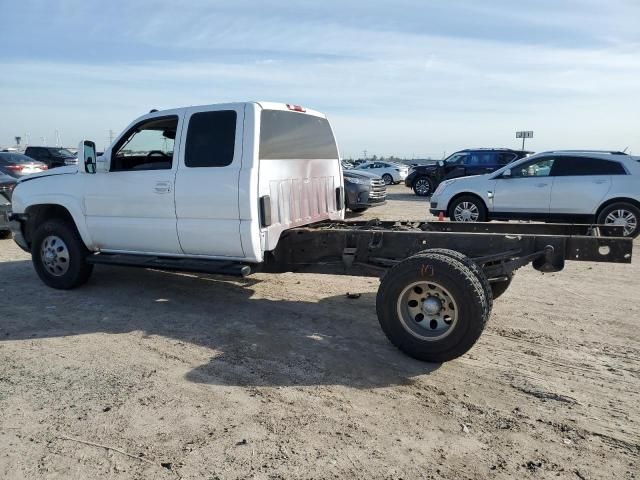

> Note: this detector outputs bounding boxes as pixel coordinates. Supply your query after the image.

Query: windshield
[50,148,75,158]
[444,153,467,165]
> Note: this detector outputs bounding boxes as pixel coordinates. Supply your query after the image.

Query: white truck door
[174,104,245,257]
[84,114,183,254]
[492,156,555,216]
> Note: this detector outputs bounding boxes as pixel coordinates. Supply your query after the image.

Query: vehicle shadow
[0,260,440,388]
[385,189,431,203]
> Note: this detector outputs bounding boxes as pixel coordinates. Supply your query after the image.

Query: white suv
[429,151,640,237]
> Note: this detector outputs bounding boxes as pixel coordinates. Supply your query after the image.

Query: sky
[0,0,639,158]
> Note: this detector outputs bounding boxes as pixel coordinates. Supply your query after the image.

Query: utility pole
[362,149,368,160]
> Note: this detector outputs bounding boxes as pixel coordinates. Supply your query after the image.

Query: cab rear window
[259,110,338,160]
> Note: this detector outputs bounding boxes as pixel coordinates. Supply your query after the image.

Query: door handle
[154,181,172,193]
[536,183,548,188]
[593,180,607,184]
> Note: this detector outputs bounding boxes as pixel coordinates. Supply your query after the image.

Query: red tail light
[42,165,49,170]
[286,104,306,112]
[5,165,24,172]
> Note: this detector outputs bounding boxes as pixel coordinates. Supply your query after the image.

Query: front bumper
[404,172,416,187]
[8,213,29,251]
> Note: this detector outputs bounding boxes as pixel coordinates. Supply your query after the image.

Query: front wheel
[376,252,489,362]
[597,202,640,238]
[449,195,487,222]
[412,177,434,197]
[31,219,94,289]
[382,174,393,185]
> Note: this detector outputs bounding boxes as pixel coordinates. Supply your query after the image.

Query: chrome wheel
[453,202,480,222]
[40,235,70,277]
[382,174,393,185]
[414,178,431,196]
[396,281,458,341]
[605,209,637,236]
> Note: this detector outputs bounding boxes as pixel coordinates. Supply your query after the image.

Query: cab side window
[185,110,237,168]
[111,116,178,172]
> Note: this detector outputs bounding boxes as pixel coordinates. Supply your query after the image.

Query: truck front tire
[31,219,93,289]
[376,252,489,362]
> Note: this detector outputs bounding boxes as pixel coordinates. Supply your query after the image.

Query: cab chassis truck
[8,102,633,363]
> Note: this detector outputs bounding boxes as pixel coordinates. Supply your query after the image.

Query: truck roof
[145,101,327,119]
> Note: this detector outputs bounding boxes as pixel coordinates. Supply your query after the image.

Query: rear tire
[382,174,393,185]
[412,177,434,197]
[449,195,487,222]
[490,273,514,300]
[31,219,93,289]
[376,253,489,362]
[596,202,640,238]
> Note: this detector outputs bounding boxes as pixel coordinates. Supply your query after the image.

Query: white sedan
[429,150,640,237]
[355,161,409,185]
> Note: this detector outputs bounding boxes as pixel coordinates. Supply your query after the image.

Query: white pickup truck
[9,101,633,362]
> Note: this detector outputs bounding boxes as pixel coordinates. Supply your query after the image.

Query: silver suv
[429,151,640,237]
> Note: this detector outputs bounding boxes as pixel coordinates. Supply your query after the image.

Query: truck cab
[10,102,344,272]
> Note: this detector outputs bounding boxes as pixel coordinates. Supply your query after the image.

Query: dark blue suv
[405,148,532,196]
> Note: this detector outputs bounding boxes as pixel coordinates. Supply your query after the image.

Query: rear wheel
[412,177,434,197]
[376,252,489,362]
[449,195,487,222]
[31,219,93,289]
[382,174,393,185]
[597,202,640,238]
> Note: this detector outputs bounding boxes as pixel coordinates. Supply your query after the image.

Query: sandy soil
[0,185,638,479]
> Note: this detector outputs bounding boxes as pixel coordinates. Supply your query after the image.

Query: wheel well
[596,197,640,219]
[447,193,488,216]
[24,204,75,247]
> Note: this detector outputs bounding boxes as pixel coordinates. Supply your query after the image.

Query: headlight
[344,177,369,185]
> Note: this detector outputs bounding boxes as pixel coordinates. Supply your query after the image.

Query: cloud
[1,0,639,155]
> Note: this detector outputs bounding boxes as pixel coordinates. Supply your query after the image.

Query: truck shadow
[0,260,440,389]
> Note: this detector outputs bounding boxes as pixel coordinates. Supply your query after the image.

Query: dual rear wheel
[376,249,495,362]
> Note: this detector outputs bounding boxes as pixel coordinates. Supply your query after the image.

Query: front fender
[12,187,94,250]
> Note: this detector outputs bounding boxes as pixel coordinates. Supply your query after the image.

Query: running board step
[86,253,252,277]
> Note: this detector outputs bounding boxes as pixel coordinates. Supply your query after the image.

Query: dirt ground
[1,185,638,479]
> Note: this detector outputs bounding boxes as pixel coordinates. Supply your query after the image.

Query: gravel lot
[1,185,638,479]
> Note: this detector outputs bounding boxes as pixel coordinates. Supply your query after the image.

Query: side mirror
[80,140,97,174]
[502,168,512,178]
[438,160,444,167]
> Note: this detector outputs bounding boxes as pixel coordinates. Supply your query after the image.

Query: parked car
[344,169,386,212]
[0,152,48,178]
[24,146,78,168]
[429,150,640,237]
[355,161,409,185]
[405,148,531,197]
[0,172,17,238]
